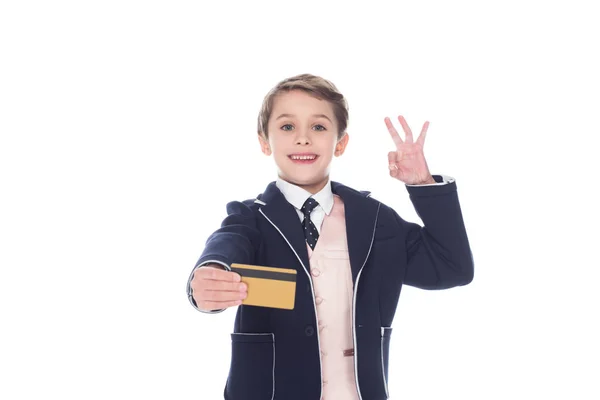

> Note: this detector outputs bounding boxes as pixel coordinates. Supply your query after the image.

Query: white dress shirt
[276,178,335,234]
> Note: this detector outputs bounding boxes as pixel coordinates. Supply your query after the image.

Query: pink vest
[306,194,360,400]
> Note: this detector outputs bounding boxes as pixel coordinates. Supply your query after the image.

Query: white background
[1,1,599,399]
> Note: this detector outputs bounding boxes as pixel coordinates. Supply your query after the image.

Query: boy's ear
[258,133,272,156]
[334,132,349,157]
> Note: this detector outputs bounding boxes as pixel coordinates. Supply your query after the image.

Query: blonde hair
[257,73,349,140]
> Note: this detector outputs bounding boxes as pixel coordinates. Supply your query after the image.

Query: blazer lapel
[331,181,380,284]
[256,182,311,273]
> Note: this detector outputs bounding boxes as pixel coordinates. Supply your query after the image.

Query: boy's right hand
[190,264,248,311]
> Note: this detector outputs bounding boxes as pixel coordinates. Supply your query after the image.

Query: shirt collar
[276,177,334,215]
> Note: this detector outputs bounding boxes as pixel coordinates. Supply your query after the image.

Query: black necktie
[301,198,320,250]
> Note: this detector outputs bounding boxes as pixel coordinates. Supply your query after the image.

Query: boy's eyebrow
[275,113,332,123]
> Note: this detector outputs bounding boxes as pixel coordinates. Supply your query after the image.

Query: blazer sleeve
[394,175,474,289]
[186,199,262,313]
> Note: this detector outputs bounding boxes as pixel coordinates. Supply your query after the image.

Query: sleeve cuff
[405,174,455,187]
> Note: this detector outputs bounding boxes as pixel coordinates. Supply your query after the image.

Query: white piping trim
[254,199,267,205]
[258,209,323,400]
[381,327,392,398]
[231,332,275,399]
[352,203,381,400]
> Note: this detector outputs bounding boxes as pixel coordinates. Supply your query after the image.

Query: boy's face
[258,90,349,194]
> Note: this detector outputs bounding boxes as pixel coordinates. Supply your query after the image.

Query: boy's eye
[280,124,327,132]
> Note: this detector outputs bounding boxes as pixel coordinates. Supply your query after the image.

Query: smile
[288,154,318,164]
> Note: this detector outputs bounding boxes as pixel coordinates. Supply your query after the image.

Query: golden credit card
[230,263,297,310]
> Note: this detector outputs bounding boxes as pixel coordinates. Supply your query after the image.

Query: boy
[187,73,474,400]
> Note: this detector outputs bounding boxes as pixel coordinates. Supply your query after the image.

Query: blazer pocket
[226,333,275,400]
[381,327,393,398]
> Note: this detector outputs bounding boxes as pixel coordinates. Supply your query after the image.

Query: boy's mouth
[288,153,318,164]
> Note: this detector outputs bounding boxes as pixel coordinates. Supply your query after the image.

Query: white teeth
[291,155,316,160]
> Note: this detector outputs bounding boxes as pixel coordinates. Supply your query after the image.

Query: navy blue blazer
[187,175,474,400]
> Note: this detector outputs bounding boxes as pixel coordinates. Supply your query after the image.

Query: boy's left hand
[384,115,436,185]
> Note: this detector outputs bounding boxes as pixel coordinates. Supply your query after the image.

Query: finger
[195,266,241,282]
[387,151,399,168]
[191,275,247,294]
[196,286,248,302]
[384,117,403,149]
[416,121,429,147]
[202,280,248,293]
[388,151,399,177]
[397,116,414,144]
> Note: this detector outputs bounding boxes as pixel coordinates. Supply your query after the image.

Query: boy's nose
[295,131,311,144]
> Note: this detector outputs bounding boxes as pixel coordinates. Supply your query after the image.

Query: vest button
[315,296,323,305]
[304,325,315,336]
[311,268,321,277]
